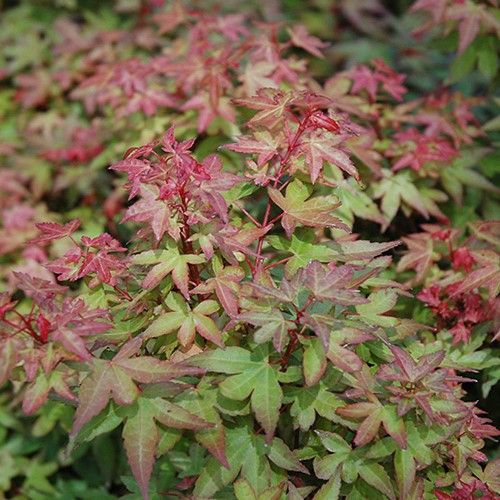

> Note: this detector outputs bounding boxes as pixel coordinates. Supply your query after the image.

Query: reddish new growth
[418,284,491,343]
[435,478,498,500]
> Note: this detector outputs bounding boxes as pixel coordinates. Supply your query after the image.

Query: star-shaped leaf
[298,130,360,184]
[268,179,349,237]
[131,244,205,297]
[188,346,283,442]
[142,292,224,348]
[70,337,205,439]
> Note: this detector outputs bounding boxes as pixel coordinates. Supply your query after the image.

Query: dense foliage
[0,0,499,498]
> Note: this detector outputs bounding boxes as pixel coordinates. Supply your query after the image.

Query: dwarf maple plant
[0,1,499,499]
[2,105,498,498]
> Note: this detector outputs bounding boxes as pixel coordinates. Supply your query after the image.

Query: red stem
[264,256,292,271]
[233,201,262,228]
[253,112,312,275]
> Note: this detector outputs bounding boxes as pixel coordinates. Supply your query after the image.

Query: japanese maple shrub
[1,88,499,499]
[1,1,499,498]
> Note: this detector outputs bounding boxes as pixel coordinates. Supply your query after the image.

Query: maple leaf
[337,401,407,449]
[193,155,244,224]
[372,171,430,223]
[123,395,212,500]
[349,64,379,101]
[448,3,484,55]
[77,250,126,286]
[31,219,80,244]
[153,0,186,34]
[268,231,339,276]
[191,264,245,317]
[131,244,205,297]
[397,231,439,283]
[188,345,283,443]
[122,184,172,240]
[109,158,151,180]
[297,130,360,184]
[377,346,445,385]
[176,381,229,469]
[355,290,400,328]
[283,381,343,431]
[12,272,68,301]
[450,249,499,299]
[221,130,280,167]
[301,313,365,370]
[22,370,77,415]
[232,88,296,129]
[304,261,368,305]
[70,337,205,439]
[236,309,294,353]
[268,179,349,237]
[142,292,224,348]
[286,25,329,59]
[239,61,278,96]
[193,422,283,497]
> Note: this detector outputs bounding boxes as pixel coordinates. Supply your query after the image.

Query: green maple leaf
[268,179,349,237]
[131,242,204,297]
[441,147,500,205]
[283,382,343,431]
[142,292,224,348]
[355,290,400,328]
[372,171,429,223]
[236,309,294,353]
[122,395,212,500]
[268,230,338,276]
[194,421,270,497]
[176,379,229,469]
[188,346,283,442]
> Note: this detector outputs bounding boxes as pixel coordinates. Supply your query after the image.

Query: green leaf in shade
[315,430,351,454]
[66,402,124,456]
[234,478,258,500]
[358,461,396,500]
[176,383,229,469]
[355,290,399,328]
[285,384,343,431]
[405,421,434,465]
[313,466,341,499]
[394,448,416,500]
[194,423,272,497]
[314,454,348,480]
[268,437,309,474]
[122,396,212,500]
[365,437,397,460]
